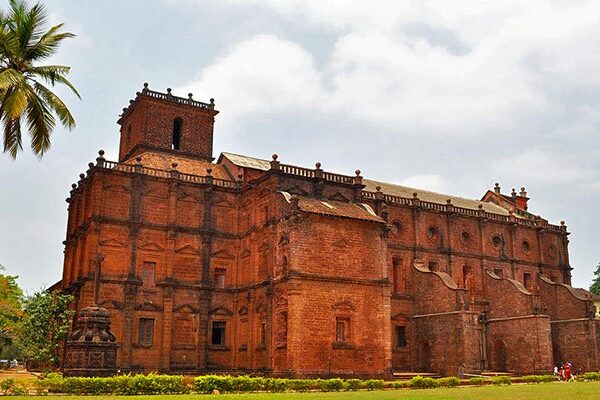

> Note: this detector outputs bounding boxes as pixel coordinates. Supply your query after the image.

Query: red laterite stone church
[59,84,600,377]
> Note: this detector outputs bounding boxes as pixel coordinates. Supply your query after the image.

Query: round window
[521,240,531,254]
[461,231,471,243]
[427,226,438,240]
[547,245,558,259]
[492,235,503,249]
[390,222,402,236]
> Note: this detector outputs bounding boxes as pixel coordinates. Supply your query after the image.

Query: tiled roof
[363,179,512,216]
[124,151,232,181]
[280,192,384,223]
[220,152,512,217]
[220,152,271,171]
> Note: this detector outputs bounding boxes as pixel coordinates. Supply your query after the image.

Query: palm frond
[1,80,28,119]
[30,66,80,98]
[25,23,75,61]
[24,84,54,156]
[33,81,75,129]
[0,67,25,90]
[2,115,22,158]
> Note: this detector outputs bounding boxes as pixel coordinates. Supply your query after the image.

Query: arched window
[172,117,183,150]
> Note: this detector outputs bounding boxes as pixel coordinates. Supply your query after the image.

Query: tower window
[172,117,183,150]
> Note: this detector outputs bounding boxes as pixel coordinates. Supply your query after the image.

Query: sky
[1,0,599,293]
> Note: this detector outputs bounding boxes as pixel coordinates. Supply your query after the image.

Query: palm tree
[0,0,79,158]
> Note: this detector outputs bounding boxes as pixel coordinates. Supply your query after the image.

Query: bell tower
[117,83,219,162]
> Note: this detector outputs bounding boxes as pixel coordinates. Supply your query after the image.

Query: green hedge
[7,370,591,396]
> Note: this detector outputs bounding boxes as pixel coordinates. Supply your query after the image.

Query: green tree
[590,260,600,295]
[0,0,80,158]
[17,290,73,367]
[0,265,23,358]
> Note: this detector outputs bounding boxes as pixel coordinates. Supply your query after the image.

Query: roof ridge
[364,178,483,204]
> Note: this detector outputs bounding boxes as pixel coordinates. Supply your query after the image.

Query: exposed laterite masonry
[61,85,599,377]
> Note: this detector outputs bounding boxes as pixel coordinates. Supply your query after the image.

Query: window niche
[142,261,156,289]
[138,318,154,347]
[211,321,227,347]
[395,326,407,348]
[172,117,183,150]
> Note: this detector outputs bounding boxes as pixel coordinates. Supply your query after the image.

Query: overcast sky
[1,0,599,292]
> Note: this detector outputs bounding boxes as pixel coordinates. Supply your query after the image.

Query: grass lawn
[9,382,600,400]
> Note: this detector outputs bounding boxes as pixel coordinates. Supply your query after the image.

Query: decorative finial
[129,100,134,105]
[206,168,212,176]
[355,169,361,176]
[171,163,178,169]
[446,199,452,204]
[519,187,527,197]
[78,173,85,180]
[315,162,321,169]
[478,204,483,209]
[511,188,517,197]
[122,107,128,112]
[143,82,148,88]
[98,149,105,157]
[412,192,418,198]
[375,186,381,192]
[88,162,94,168]
[272,153,278,161]
[560,220,565,226]
[188,93,193,99]
[210,98,215,105]
[494,182,501,194]
[237,173,243,180]
[166,87,172,94]
[135,157,142,163]
[71,183,77,189]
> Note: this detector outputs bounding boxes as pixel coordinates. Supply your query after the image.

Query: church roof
[362,179,511,216]
[219,152,512,217]
[279,191,384,223]
[124,151,233,181]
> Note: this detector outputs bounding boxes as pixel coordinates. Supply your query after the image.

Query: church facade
[60,84,600,377]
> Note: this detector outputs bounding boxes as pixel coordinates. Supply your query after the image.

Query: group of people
[554,362,576,381]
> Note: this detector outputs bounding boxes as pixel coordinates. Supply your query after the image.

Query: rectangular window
[213,268,226,289]
[142,261,156,288]
[260,321,267,346]
[335,317,350,342]
[523,272,532,290]
[395,326,407,348]
[393,258,402,293]
[493,268,504,278]
[138,318,154,346]
[211,321,226,346]
[462,265,472,289]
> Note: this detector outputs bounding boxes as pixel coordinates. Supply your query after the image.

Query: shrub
[583,372,600,381]
[320,378,344,391]
[408,375,440,389]
[522,374,554,384]
[288,379,311,392]
[468,377,486,386]
[264,378,287,392]
[492,376,512,385]
[364,379,385,390]
[439,377,460,387]
[344,379,364,391]
[393,380,409,389]
[0,378,28,395]
[194,375,234,394]
[231,375,264,392]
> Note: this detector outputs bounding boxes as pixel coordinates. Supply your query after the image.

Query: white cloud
[397,174,448,193]
[177,34,322,125]
[492,149,597,187]
[182,0,600,139]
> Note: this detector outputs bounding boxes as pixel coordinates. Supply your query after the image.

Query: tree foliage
[17,290,73,366]
[0,267,23,358]
[590,260,600,296]
[0,0,80,158]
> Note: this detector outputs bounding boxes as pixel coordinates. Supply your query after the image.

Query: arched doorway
[419,340,432,372]
[493,339,507,372]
